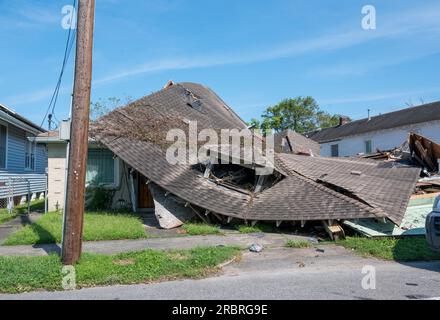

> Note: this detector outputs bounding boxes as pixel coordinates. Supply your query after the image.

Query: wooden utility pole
[62,0,95,265]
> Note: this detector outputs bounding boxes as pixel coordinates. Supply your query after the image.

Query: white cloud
[319,86,440,105]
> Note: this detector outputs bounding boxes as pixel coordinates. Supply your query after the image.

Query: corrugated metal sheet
[0,173,47,198]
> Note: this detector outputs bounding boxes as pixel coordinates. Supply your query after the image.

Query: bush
[85,186,114,211]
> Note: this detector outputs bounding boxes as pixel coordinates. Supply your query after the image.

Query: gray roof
[274,129,320,155]
[0,103,46,134]
[90,82,420,224]
[307,101,440,143]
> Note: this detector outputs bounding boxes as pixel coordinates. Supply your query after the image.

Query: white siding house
[307,101,440,157]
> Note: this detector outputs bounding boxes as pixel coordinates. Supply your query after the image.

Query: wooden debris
[322,220,345,241]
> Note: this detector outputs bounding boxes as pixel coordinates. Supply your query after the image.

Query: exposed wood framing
[276,220,282,227]
[188,204,208,223]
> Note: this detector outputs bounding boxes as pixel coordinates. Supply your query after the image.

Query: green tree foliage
[316,111,343,129]
[261,97,319,133]
[252,96,348,134]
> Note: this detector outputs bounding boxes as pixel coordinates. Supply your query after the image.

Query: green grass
[3,211,147,245]
[182,223,223,235]
[0,199,44,225]
[337,236,440,261]
[0,246,241,293]
[284,239,311,248]
[234,223,277,234]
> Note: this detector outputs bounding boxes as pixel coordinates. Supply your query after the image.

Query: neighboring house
[0,103,48,206]
[35,130,138,212]
[307,101,440,157]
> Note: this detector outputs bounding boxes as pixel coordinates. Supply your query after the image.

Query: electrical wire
[40,0,77,129]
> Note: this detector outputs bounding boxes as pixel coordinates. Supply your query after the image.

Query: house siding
[3,123,47,173]
[320,121,440,157]
[6,124,26,172]
[47,144,67,211]
[35,144,48,173]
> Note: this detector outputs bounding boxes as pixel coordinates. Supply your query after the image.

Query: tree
[261,97,319,133]
[316,111,343,129]
[253,96,348,134]
[90,96,133,121]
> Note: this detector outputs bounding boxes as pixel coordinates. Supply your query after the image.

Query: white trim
[0,109,42,136]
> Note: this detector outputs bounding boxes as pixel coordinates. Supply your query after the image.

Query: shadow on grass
[393,236,440,272]
[18,212,58,244]
[19,212,61,255]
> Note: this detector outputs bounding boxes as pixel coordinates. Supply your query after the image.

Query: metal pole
[27,180,30,215]
[62,0,95,265]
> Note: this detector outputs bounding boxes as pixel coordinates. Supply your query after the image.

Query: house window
[365,140,372,154]
[331,144,339,157]
[0,125,6,169]
[25,139,35,171]
[86,148,116,186]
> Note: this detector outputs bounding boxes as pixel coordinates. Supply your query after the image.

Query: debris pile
[409,133,440,174]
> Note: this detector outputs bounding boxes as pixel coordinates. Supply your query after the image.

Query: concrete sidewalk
[0,232,311,256]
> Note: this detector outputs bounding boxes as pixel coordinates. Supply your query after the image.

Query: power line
[40,0,77,129]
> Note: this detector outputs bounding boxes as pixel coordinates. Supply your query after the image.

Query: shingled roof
[274,129,320,155]
[307,101,440,143]
[90,82,420,225]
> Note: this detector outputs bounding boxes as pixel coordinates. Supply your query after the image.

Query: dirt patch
[113,259,136,266]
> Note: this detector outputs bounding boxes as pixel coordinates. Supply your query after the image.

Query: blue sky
[1,0,440,128]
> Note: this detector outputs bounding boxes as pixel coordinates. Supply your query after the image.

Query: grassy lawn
[285,239,311,248]
[234,223,277,234]
[182,223,223,235]
[3,211,147,245]
[337,236,440,261]
[0,246,240,293]
[0,199,44,225]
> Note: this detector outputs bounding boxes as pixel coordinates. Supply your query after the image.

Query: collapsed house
[89,82,422,239]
